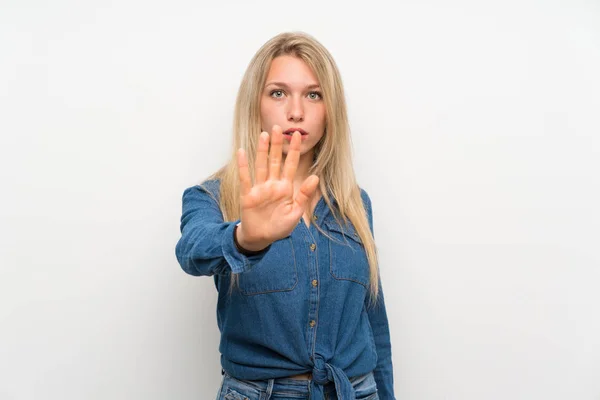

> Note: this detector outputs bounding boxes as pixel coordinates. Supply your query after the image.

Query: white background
[1,0,599,399]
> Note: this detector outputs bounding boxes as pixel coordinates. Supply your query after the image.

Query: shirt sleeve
[175,184,270,276]
[361,188,396,399]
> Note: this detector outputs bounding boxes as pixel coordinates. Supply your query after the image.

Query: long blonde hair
[203,31,380,306]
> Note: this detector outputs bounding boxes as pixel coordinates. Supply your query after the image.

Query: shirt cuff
[221,220,270,274]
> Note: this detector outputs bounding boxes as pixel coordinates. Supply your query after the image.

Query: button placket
[297,210,321,359]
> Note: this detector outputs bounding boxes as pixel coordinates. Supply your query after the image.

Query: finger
[294,175,320,211]
[268,125,283,181]
[237,148,252,196]
[255,131,269,184]
[282,131,301,182]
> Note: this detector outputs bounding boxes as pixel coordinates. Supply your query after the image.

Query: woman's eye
[270,90,284,98]
[308,91,322,100]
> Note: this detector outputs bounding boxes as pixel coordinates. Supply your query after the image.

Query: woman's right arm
[175,185,270,277]
[176,126,320,277]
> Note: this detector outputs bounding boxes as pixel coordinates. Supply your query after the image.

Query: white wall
[1,0,599,399]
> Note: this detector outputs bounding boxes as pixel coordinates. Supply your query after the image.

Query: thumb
[294,175,320,211]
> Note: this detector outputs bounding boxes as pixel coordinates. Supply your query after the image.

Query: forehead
[265,55,319,86]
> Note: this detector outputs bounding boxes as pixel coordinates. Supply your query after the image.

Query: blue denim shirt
[175,179,395,399]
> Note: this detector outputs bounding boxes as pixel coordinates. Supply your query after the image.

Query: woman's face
[260,55,326,157]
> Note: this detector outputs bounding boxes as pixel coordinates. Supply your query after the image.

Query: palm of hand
[240,180,298,239]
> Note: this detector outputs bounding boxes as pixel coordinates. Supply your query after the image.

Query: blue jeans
[216,370,379,400]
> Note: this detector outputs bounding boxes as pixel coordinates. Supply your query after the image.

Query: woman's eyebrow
[265,82,321,89]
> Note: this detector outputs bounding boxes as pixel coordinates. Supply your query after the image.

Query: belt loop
[264,378,275,400]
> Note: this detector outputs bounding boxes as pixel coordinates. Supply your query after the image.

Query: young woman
[176,32,395,400]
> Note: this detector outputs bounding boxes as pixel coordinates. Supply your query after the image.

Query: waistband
[223,370,334,395]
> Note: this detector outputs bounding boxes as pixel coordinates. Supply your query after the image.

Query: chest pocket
[324,217,370,288]
[238,237,298,296]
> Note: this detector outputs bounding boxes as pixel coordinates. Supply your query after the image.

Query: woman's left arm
[361,188,396,400]
[366,278,395,399]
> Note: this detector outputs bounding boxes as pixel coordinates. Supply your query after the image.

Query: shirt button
[310,243,316,251]
[313,214,318,220]
[309,320,316,327]
[311,279,318,287]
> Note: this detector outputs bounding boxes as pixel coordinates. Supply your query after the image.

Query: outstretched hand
[235,125,320,251]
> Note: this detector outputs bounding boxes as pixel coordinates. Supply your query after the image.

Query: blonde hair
[203,31,380,306]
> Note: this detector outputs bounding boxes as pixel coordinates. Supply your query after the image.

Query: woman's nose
[287,97,304,122]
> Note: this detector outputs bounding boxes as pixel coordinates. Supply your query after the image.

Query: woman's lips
[284,128,308,135]
[283,129,308,141]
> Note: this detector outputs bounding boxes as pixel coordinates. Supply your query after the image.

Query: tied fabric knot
[310,356,354,400]
[311,357,332,385]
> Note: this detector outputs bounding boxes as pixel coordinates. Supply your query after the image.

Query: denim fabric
[175,179,395,399]
[216,370,379,399]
